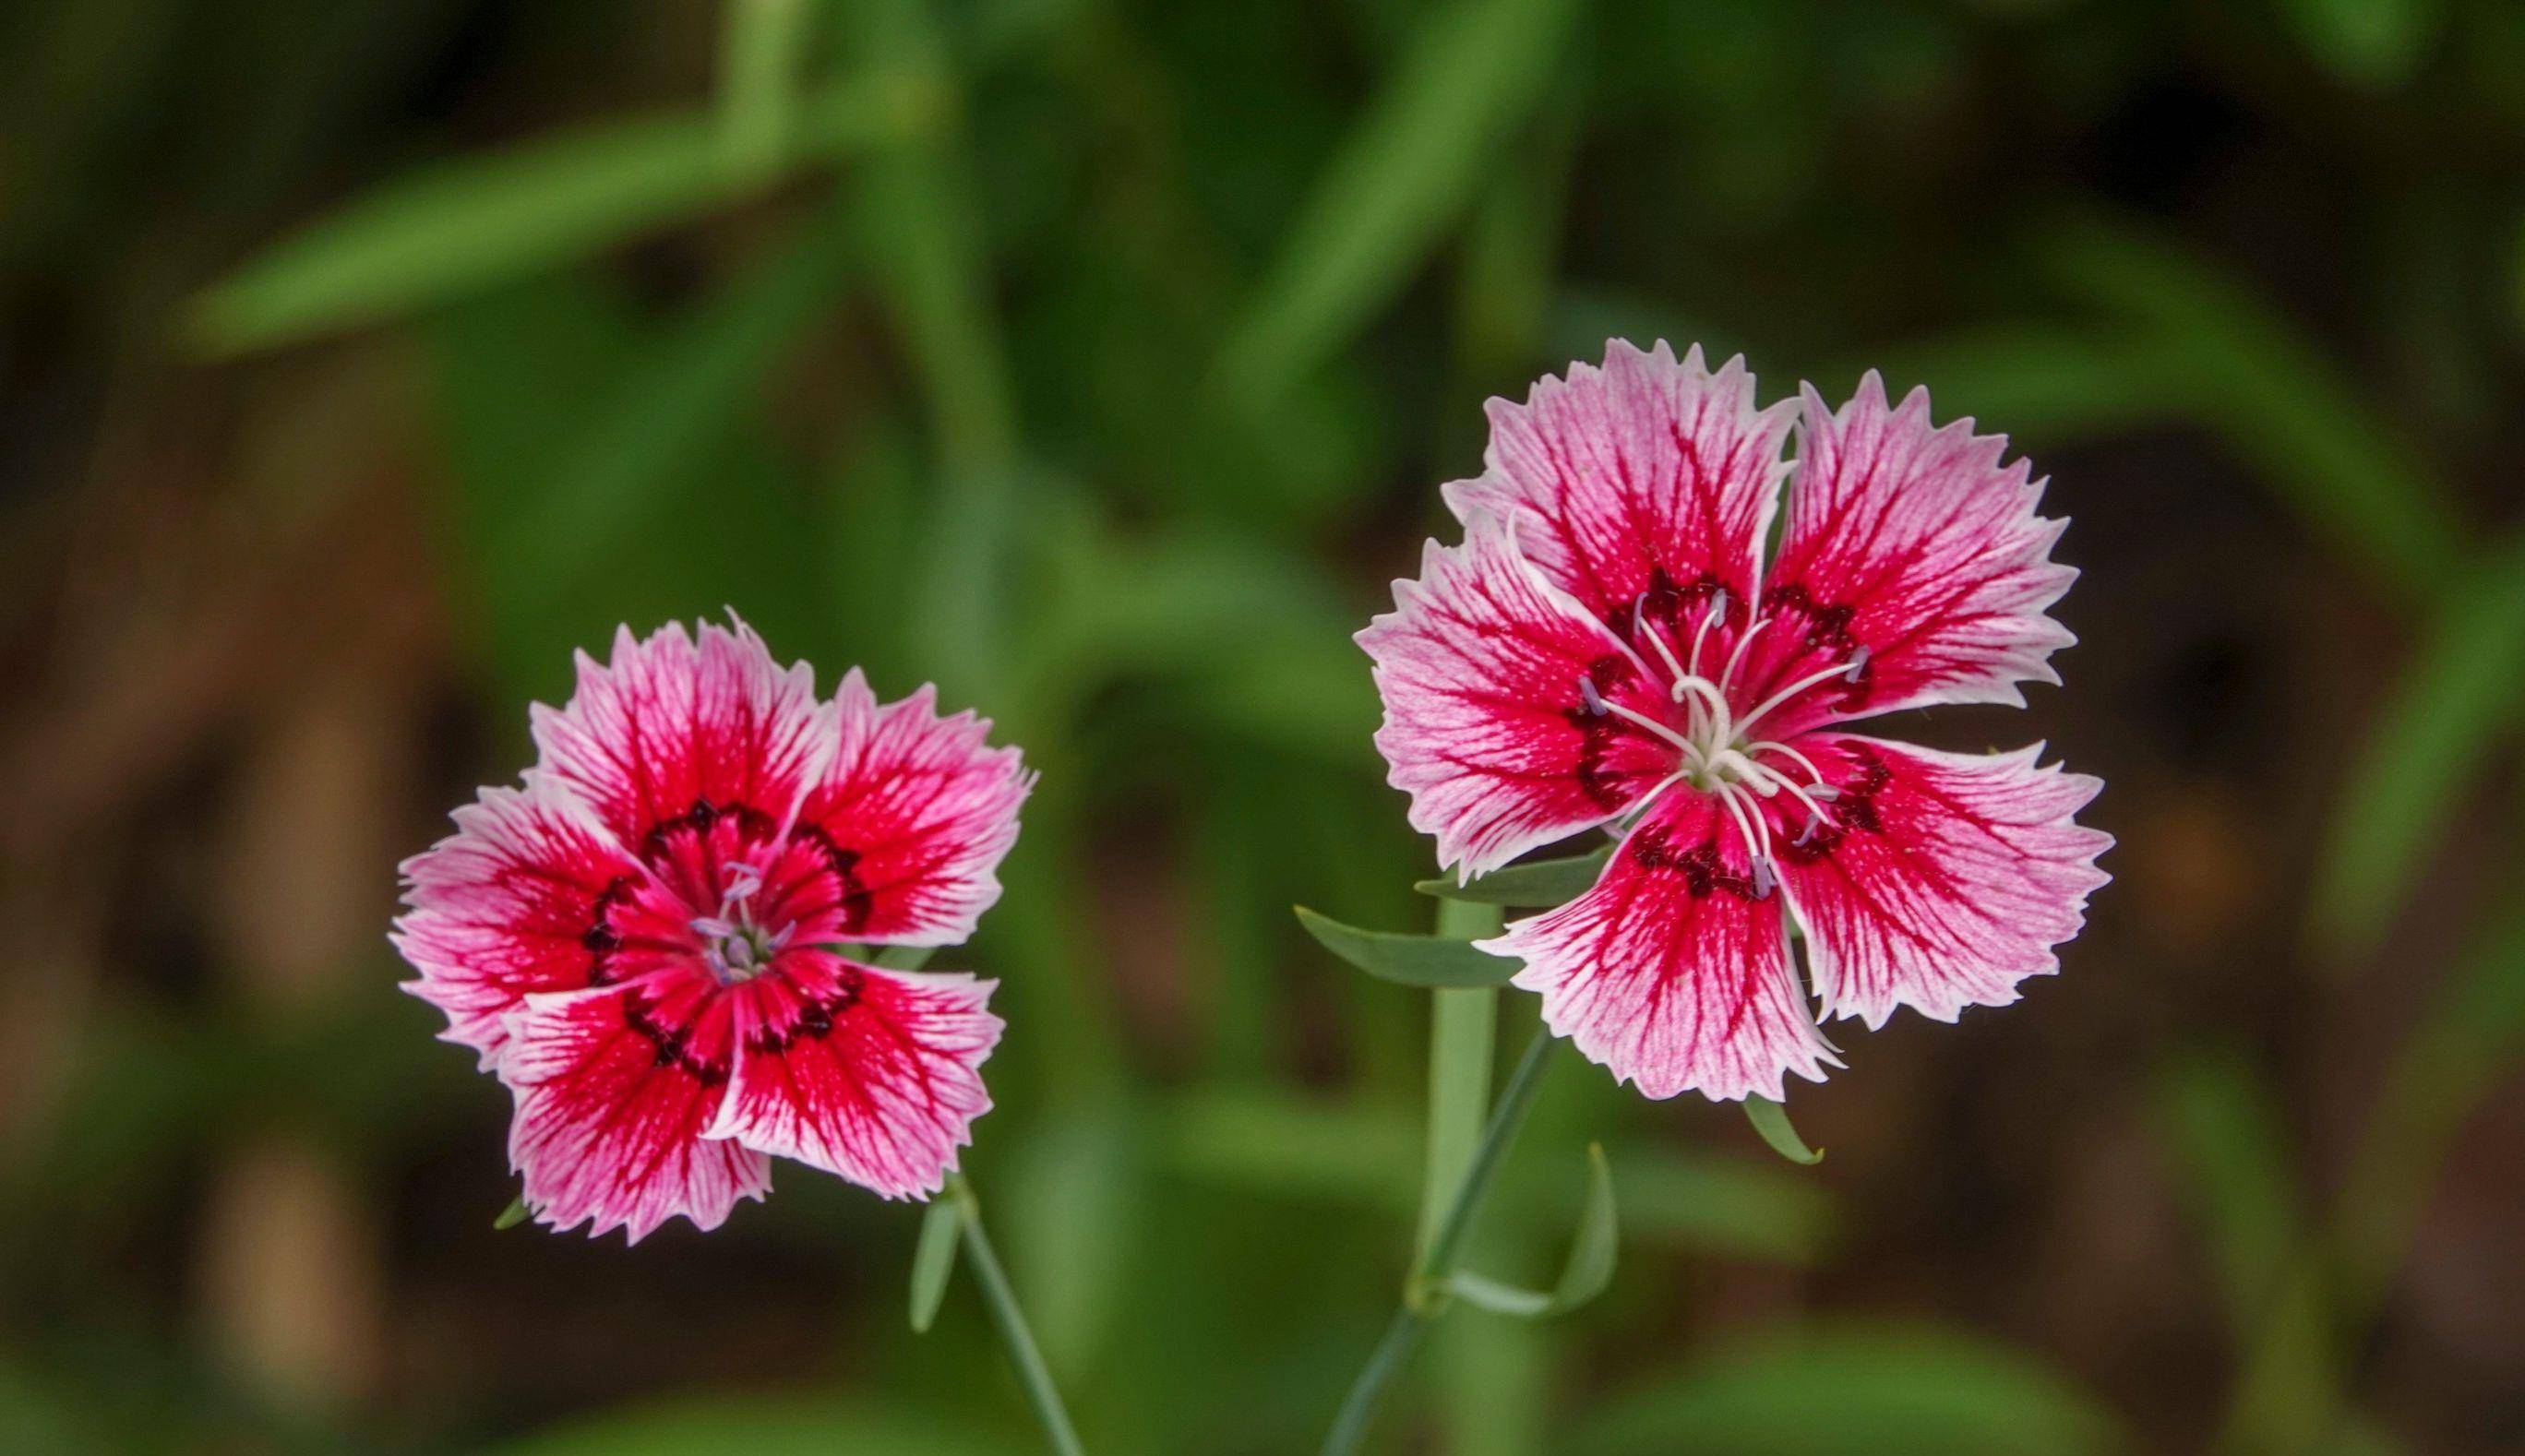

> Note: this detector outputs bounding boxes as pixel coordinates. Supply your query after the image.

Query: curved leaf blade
[1296,906,1520,988]
[907,1197,962,1333]
[1445,1141,1619,1319]
[1416,845,1614,906]
[1744,1097,1824,1165]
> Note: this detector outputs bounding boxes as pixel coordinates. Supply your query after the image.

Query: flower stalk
[1322,893,1556,1456]
[947,1170,1086,1456]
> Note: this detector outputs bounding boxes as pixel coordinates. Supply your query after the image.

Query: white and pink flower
[393,618,1030,1240]
[1362,341,2111,1103]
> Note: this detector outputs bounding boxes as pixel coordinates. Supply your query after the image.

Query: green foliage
[1296,906,1524,987]
[184,78,920,354]
[1415,846,1614,905]
[1442,1143,1616,1319]
[1743,1096,1825,1165]
[1569,1323,2132,1455]
[19,0,2525,1449]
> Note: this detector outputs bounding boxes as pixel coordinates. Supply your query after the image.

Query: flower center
[688,861,791,985]
[1574,590,1869,898]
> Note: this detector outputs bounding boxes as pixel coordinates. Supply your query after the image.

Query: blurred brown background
[4,0,2523,1451]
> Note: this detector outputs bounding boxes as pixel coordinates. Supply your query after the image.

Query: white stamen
[1844,644,1871,683]
[1687,591,1723,676]
[689,915,736,939]
[1735,654,1871,738]
[1719,615,1772,697]
[1634,601,1697,704]
[1751,855,1777,900]
[1746,738,1827,783]
[1793,812,1823,848]
[1581,681,1704,760]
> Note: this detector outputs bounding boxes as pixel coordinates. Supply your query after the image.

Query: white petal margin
[1486,790,1838,1103]
[1359,509,1677,881]
[1443,340,1797,623]
[1772,735,2112,1030]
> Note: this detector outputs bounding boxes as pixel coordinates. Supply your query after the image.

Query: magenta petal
[1774,734,2111,1029]
[531,615,834,857]
[392,773,651,1068]
[1737,375,2077,740]
[1487,791,1837,1103]
[1360,510,1679,879]
[782,673,1031,949]
[707,950,1000,1201]
[499,973,772,1242]
[1444,340,1793,627]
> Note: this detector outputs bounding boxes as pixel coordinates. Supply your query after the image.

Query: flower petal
[531,615,833,858]
[780,674,1031,948]
[1444,340,1794,629]
[1772,734,2111,1029]
[1361,509,1681,879]
[392,773,671,1068]
[499,972,771,1242]
[706,949,1000,1200]
[1488,789,1837,1102]
[1736,375,2076,740]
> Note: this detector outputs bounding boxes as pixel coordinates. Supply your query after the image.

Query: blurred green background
[4,0,2523,1450]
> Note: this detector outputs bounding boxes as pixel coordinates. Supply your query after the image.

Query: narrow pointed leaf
[1744,1097,1823,1164]
[907,1197,962,1332]
[1416,845,1614,906]
[494,1195,532,1230]
[873,944,939,972]
[1215,0,1582,406]
[185,78,909,355]
[1296,906,1520,987]
[1442,1141,1618,1319]
[2313,535,2525,953]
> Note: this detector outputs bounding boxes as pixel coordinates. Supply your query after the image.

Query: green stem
[1322,1026,1557,1456]
[949,1172,1086,1456]
[1418,900,1501,1254]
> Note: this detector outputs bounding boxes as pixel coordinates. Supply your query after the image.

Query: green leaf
[1743,1096,1823,1165]
[907,1197,962,1333]
[2152,1046,2303,1332]
[493,1195,532,1231]
[2313,536,2525,952]
[1295,906,1521,988]
[1417,845,1615,905]
[185,78,912,355]
[490,1395,1028,1456]
[1443,1142,1618,1319]
[2036,216,2463,603]
[1213,0,1583,407]
[872,944,940,972]
[1570,1322,2129,1455]
[2273,0,2440,90]
[476,201,857,609]
[1850,326,2184,448]
[719,0,814,176]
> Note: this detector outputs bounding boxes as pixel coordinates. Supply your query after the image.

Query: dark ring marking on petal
[1761,583,1873,710]
[1773,746,1893,865]
[1605,567,1727,651]
[788,824,875,933]
[622,987,730,1085]
[639,796,778,866]
[1561,653,1645,809]
[742,963,866,1056]
[580,875,637,985]
[1630,819,1763,901]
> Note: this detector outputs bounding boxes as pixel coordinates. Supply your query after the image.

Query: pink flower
[1361,341,2111,1103]
[393,617,1031,1239]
